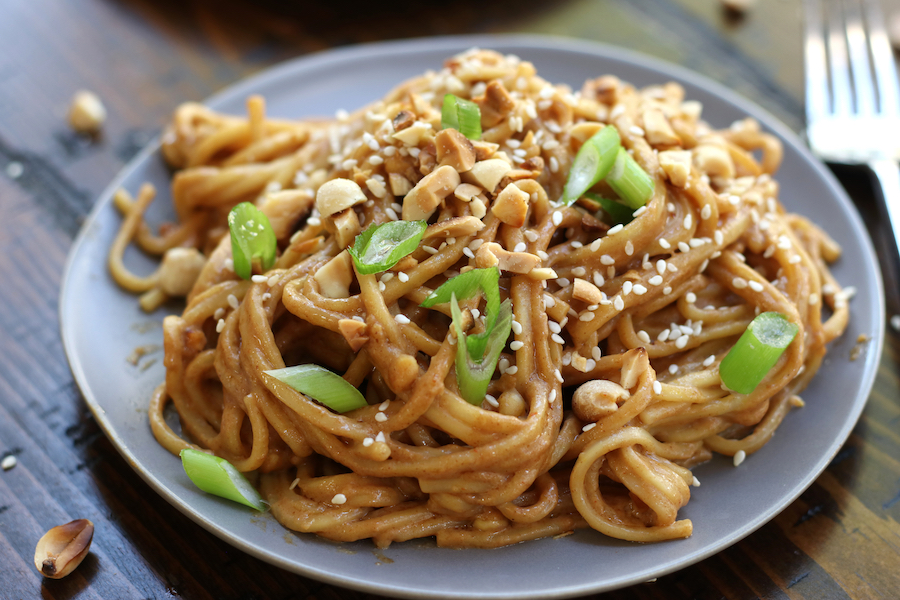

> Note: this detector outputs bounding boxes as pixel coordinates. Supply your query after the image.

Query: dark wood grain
[2,0,900,598]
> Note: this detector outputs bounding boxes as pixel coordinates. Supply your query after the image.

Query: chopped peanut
[572,380,629,422]
[454,183,482,202]
[642,108,681,146]
[475,242,541,274]
[338,319,369,351]
[569,122,604,145]
[658,150,692,188]
[68,90,106,134]
[332,208,361,249]
[158,247,206,297]
[424,216,486,239]
[316,178,367,218]
[471,140,500,161]
[388,173,414,197]
[464,159,512,193]
[435,129,476,172]
[474,81,516,128]
[392,121,433,146]
[491,183,529,227]
[527,267,558,280]
[693,139,735,180]
[313,251,354,298]
[572,278,604,304]
[402,165,460,221]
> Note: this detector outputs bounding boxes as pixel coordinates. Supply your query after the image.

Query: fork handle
[869,159,900,266]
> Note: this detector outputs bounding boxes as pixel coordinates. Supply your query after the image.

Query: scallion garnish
[441,94,482,140]
[349,220,427,275]
[451,293,513,405]
[586,193,634,226]
[228,202,277,280]
[718,312,799,394]
[180,449,267,511]
[264,364,368,413]
[561,126,621,206]
[421,267,511,404]
[606,147,655,209]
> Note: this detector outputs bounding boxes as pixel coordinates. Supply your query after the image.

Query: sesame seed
[732,277,748,289]
[380,272,394,282]
[557,278,571,287]
[891,315,900,331]
[524,229,539,242]
[629,125,645,136]
[514,242,527,252]
[214,307,225,320]
[614,295,625,311]
[633,284,647,295]
[537,250,550,260]
[652,380,662,394]
[510,341,524,351]
[659,238,671,250]
[227,294,239,309]
[649,275,663,286]
[625,241,634,256]
[362,437,374,447]
[623,281,633,295]
[571,241,583,249]
[261,293,271,301]
[1,455,16,470]
[663,286,672,295]
[471,308,481,319]
[506,366,519,375]
[714,230,724,245]
[590,239,602,252]
[777,235,791,250]
[809,294,819,305]
[592,346,602,360]
[549,156,560,173]
[701,205,712,220]
[789,254,802,264]
[552,211,563,226]
[352,315,365,322]
[683,214,692,230]
[689,238,705,248]
[378,400,390,411]
[658,328,670,342]
[422,245,439,255]
[600,254,615,265]
[749,280,764,292]
[216,319,226,333]
[548,389,558,405]
[378,281,386,292]
[699,259,709,272]
[686,292,696,303]
[675,334,689,349]
[398,272,409,283]
[332,493,347,505]
[267,274,280,287]
[511,320,523,336]
[703,355,716,367]
[375,431,386,443]
[633,206,647,217]
[463,247,475,258]
[395,314,410,324]
[375,412,388,422]
[582,423,596,432]
[733,450,746,467]
[554,369,564,383]
[608,224,624,235]
[572,267,586,277]
[638,330,651,344]
[562,353,572,366]
[667,262,677,273]
[678,241,690,253]
[544,293,556,308]
[551,333,565,345]
[656,260,667,275]
[579,312,595,322]
[669,364,679,374]
[692,476,701,487]
[729,195,741,205]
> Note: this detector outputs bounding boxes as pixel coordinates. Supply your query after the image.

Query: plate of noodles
[61,35,883,598]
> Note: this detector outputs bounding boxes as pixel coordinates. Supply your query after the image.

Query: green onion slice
[718,312,799,394]
[606,147,655,209]
[586,193,634,226]
[228,202,277,280]
[441,94,482,140]
[421,267,501,359]
[451,293,513,405]
[180,449,267,511]
[561,126,621,206]
[264,364,367,413]
[349,220,427,275]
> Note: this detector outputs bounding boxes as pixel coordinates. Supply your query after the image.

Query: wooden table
[2,0,900,598]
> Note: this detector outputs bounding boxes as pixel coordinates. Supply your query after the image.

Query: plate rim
[59,33,886,599]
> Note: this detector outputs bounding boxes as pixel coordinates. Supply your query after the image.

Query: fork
[804,0,900,264]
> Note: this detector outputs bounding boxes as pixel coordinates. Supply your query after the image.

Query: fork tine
[804,0,832,123]
[843,0,877,115]
[826,0,855,114]
[862,0,900,115]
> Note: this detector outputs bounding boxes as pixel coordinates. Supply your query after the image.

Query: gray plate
[60,35,884,599]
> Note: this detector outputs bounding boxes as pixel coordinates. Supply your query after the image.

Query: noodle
[109,49,850,548]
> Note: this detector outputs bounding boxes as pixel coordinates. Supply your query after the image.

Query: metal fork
[805,0,900,262]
